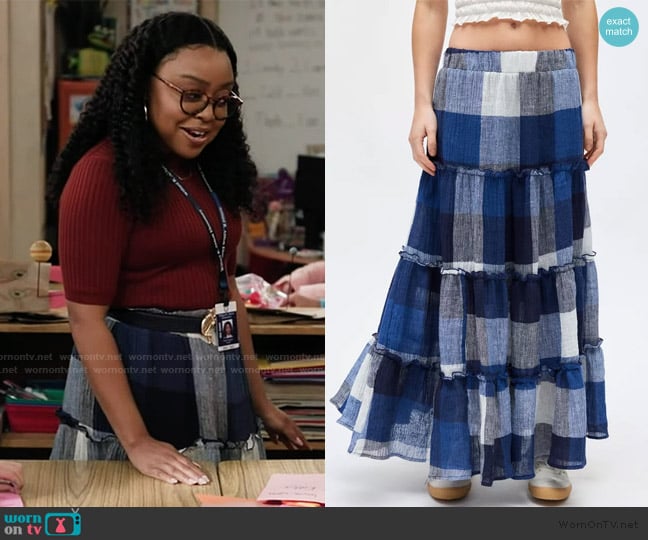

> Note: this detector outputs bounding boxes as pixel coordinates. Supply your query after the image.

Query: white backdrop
[325,0,648,506]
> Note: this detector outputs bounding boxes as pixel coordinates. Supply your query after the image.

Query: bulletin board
[217,0,324,177]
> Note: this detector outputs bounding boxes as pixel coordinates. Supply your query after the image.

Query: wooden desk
[16,459,324,507]
[0,320,70,334]
[0,318,324,336]
[19,460,220,507]
[245,229,324,283]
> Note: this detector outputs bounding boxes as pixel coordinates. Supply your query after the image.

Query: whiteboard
[130,0,198,28]
[217,0,324,177]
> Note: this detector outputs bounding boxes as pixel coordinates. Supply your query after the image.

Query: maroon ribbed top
[58,139,241,310]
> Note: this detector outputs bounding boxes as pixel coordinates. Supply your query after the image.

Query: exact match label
[599,6,639,46]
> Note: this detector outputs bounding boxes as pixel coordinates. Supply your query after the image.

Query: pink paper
[0,492,24,507]
[195,494,266,507]
[50,265,63,283]
[256,473,325,506]
[49,290,66,309]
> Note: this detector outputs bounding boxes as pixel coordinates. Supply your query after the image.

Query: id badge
[213,301,239,351]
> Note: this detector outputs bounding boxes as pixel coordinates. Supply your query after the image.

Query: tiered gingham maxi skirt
[331,48,609,487]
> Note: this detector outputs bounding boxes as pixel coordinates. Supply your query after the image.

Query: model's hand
[0,461,24,493]
[409,105,438,175]
[258,403,311,450]
[582,99,607,167]
[125,436,210,485]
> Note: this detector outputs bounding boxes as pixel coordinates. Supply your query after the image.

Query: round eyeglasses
[153,74,243,120]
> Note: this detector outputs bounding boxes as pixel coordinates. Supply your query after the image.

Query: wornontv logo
[557,519,639,530]
[3,512,81,536]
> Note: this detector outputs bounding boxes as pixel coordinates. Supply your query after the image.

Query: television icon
[44,513,82,536]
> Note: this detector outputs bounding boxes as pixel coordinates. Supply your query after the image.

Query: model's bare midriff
[449,19,571,50]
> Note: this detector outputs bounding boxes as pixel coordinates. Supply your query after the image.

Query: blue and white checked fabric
[331,49,608,486]
[51,313,264,463]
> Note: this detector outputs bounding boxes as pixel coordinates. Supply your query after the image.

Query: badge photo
[215,302,239,351]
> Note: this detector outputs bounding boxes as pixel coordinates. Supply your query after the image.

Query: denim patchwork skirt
[331,48,609,486]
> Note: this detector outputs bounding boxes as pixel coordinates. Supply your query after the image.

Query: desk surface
[17,459,324,507]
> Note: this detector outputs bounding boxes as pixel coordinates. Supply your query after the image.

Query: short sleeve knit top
[455,0,568,28]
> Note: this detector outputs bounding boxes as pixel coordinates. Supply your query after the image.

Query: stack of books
[258,355,324,442]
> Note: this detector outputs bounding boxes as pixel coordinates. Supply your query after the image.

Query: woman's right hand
[125,436,210,485]
[408,105,438,176]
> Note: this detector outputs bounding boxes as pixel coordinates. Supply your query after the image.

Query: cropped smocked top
[454,0,568,28]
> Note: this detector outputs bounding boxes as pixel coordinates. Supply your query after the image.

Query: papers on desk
[246,306,324,325]
[257,473,324,506]
[0,491,24,507]
[195,473,325,507]
[194,495,267,507]
[258,306,324,319]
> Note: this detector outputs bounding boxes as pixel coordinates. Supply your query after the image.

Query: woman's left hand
[258,403,311,450]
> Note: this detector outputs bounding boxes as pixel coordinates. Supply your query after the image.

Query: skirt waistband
[442,47,576,72]
[108,308,206,334]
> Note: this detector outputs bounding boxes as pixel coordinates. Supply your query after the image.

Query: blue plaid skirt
[331,49,609,486]
[51,310,265,462]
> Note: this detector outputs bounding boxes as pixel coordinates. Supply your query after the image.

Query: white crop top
[455,0,568,28]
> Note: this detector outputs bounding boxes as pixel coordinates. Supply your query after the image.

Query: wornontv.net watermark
[558,520,639,530]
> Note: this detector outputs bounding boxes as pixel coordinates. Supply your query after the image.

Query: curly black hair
[47,11,257,222]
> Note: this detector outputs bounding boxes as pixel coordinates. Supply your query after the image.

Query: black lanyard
[162,163,229,301]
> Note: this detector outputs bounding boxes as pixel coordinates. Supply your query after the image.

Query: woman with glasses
[47,11,308,485]
[332,0,608,503]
